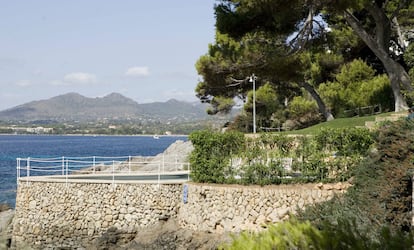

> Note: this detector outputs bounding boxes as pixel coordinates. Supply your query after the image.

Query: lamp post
[249,74,257,134]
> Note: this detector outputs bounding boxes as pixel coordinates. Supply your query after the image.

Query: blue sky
[0,1,216,110]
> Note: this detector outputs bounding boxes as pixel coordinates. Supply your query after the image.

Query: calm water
[0,135,187,207]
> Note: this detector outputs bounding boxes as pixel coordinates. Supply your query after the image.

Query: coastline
[0,135,191,210]
[0,133,188,137]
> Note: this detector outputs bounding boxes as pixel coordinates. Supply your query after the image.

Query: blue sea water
[0,135,187,207]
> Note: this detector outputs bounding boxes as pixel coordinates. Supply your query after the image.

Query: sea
[0,134,187,207]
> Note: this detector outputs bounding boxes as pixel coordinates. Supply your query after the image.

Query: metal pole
[27,157,30,177]
[26,157,30,185]
[66,159,68,186]
[62,156,65,175]
[129,156,131,173]
[16,158,20,184]
[112,160,115,186]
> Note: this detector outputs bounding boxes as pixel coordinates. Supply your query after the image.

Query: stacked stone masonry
[177,183,347,233]
[13,182,182,249]
[12,181,348,249]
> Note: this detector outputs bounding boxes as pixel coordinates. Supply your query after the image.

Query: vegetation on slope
[189,127,373,185]
[221,119,414,249]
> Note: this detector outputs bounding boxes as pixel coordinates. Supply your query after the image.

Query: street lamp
[249,74,257,134]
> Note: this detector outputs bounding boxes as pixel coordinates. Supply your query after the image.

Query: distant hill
[0,92,211,123]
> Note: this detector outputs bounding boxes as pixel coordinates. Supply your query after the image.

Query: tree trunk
[343,9,412,112]
[382,56,411,111]
[299,81,334,121]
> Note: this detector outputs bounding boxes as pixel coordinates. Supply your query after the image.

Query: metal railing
[16,155,191,185]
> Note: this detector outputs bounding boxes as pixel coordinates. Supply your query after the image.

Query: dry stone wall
[12,181,182,249]
[12,181,348,249]
[178,183,348,233]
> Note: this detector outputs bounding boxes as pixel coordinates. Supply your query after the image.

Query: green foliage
[244,83,281,127]
[189,130,244,183]
[404,43,414,69]
[318,59,392,116]
[190,128,373,185]
[215,0,303,39]
[242,83,282,131]
[207,96,235,115]
[228,113,252,133]
[299,119,414,241]
[201,0,413,131]
[290,113,397,135]
[220,218,323,250]
[314,127,374,156]
[405,43,414,102]
[318,217,414,250]
[287,96,318,119]
[221,216,414,250]
[284,95,322,130]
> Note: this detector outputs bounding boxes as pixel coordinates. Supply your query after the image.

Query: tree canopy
[195,0,414,131]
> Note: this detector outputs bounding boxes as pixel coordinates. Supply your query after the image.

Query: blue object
[183,184,188,204]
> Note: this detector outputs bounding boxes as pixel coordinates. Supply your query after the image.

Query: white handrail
[16,154,191,184]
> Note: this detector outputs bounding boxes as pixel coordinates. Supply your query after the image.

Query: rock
[29,200,37,210]
[0,209,14,233]
[0,209,14,249]
[88,226,135,250]
[127,218,231,250]
[135,140,193,172]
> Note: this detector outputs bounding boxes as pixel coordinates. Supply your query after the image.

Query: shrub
[189,128,374,185]
[189,130,244,183]
[220,218,323,250]
[221,217,414,250]
[298,119,414,241]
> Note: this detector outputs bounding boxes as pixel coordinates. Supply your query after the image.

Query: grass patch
[282,111,406,135]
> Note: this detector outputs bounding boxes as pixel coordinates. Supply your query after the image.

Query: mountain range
[0,92,211,123]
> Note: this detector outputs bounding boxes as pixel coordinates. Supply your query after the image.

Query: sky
[0,1,217,110]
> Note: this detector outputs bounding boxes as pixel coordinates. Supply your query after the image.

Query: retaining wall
[12,181,182,249]
[12,181,348,249]
[178,183,348,233]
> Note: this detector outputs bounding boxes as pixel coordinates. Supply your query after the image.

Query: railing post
[62,156,65,175]
[26,157,30,185]
[26,157,30,177]
[16,158,20,184]
[92,156,96,173]
[112,160,115,186]
[129,156,131,174]
[66,159,69,186]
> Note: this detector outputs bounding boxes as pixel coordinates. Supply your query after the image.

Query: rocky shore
[0,204,14,249]
[89,218,231,250]
[80,140,194,173]
[2,139,350,249]
[1,204,231,250]
[1,140,233,249]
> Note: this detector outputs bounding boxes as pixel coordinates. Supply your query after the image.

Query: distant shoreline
[0,134,188,137]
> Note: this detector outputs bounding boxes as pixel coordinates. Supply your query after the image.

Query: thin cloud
[64,72,97,84]
[125,66,150,77]
[16,80,32,87]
